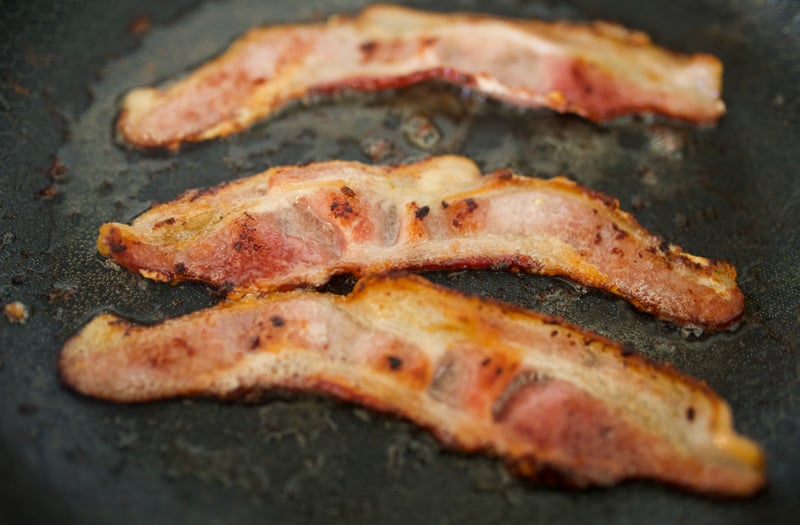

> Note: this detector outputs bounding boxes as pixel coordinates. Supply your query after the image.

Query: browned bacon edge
[97,156,744,331]
[117,4,724,149]
[59,274,764,496]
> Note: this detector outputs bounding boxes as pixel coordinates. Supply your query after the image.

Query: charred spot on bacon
[97,156,743,331]
[117,4,725,149]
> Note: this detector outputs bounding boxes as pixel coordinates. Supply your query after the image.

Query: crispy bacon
[59,274,764,495]
[117,4,725,148]
[98,156,743,331]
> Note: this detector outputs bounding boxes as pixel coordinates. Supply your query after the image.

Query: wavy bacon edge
[59,274,764,496]
[117,4,725,149]
[97,156,744,331]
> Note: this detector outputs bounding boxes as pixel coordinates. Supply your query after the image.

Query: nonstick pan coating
[1,0,798,523]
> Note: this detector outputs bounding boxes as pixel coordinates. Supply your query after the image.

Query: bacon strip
[98,156,743,331]
[117,4,724,149]
[59,274,764,495]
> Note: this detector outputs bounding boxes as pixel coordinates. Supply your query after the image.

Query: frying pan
[1,0,798,523]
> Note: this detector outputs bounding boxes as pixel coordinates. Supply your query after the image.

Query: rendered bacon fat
[118,4,725,148]
[60,274,764,495]
[98,156,743,330]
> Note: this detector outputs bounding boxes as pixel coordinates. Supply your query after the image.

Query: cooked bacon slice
[59,274,764,495]
[98,156,743,330]
[117,4,725,148]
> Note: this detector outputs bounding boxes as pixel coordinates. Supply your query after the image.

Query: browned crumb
[129,15,152,36]
[46,157,68,182]
[38,186,59,199]
[9,80,30,96]
[4,301,30,324]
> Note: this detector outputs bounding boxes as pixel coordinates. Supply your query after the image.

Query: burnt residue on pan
[1,0,799,523]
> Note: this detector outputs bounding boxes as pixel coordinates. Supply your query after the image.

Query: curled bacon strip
[59,274,764,495]
[98,156,743,330]
[118,4,724,148]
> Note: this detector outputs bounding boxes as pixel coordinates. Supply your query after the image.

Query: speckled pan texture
[0,0,798,523]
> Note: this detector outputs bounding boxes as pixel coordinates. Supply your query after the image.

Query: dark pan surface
[1,0,798,523]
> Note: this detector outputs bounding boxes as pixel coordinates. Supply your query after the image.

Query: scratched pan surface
[0,0,798,523]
